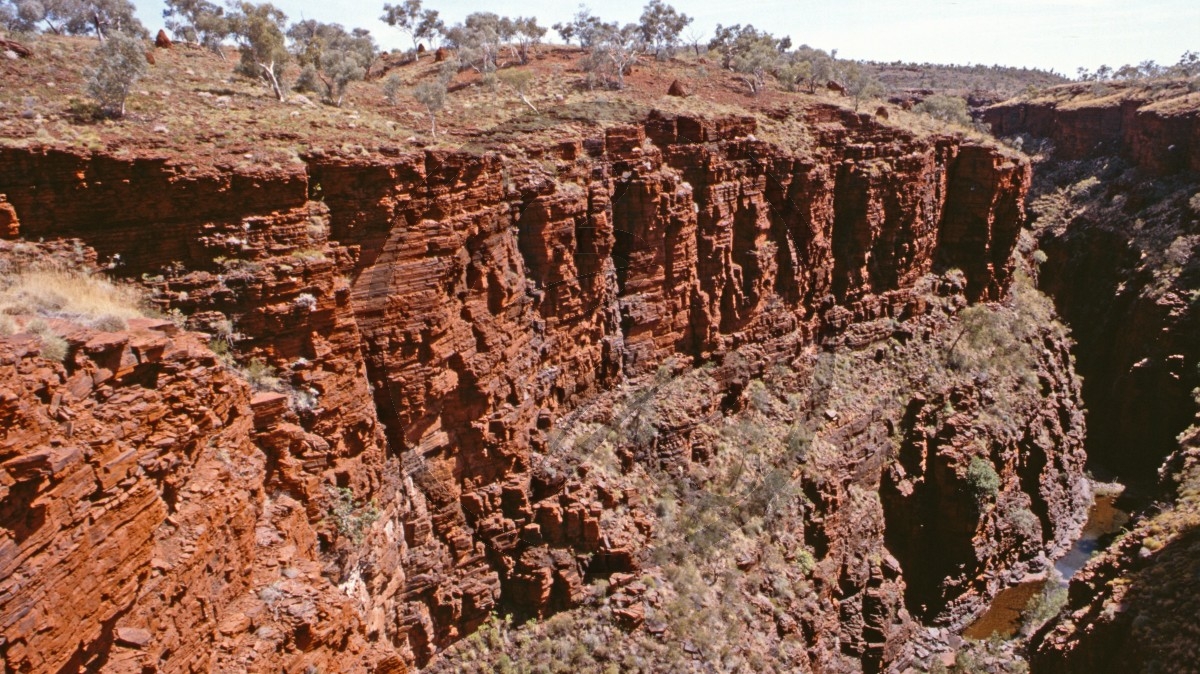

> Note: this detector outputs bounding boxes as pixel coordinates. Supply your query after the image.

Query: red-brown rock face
[0,107,1038,671]
[984,90,1200,175]
[988,87,1200,673]
[0,247,390,673]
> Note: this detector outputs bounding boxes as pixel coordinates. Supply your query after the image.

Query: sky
[132,0,1200,75]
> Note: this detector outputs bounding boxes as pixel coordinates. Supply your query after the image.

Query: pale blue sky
[134,0,1199,75]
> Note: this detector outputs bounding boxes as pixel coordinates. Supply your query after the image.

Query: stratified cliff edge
[0,103,1086,673]
[986,82,1200,673]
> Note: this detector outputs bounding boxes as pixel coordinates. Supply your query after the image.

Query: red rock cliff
[0,107,1035,670]
[984,84,1200,175]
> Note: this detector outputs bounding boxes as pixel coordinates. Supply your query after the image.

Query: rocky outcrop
[0,246,388,672]
[0,106,1042,671]
[991,87,1200,671]
[984,85,1200,175]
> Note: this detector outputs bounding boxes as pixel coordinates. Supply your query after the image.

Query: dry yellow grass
[0,267,146,330]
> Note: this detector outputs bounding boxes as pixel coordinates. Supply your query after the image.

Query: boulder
[0,196,18,239]
[0,38,32,58]
[667,79,689,97]
[155,29,172,49]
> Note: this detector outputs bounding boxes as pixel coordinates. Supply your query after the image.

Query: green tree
[638,0,690,60]
[1174,51,1200,78]
[708,23,788,70]
[498,68,537,111]
[840,61,884,110]
[413,78,446,138]
[162,0,231,56]
[228,1,289,102]
[288,20,375,106]
[777,58,812,92]
[444,11,505,74]
[789,45,836,93]
[12,0,143,40]
[509,16,544,65]
[552,5,605,48]
[914,93,971,126]
[731,39,779,95]
[581,20,642,89]
[380,0,442,59]
[84,29,147,116]
[9,0,81,34]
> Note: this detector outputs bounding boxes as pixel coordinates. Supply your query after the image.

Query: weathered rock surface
[984,84,1200,175]
[0,246,390,672]
[0,107,1051,671]
[991,86,1200,672]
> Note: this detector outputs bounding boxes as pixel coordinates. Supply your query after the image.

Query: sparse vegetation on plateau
[83,29,146,116]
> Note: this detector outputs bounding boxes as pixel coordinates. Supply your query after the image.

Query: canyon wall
[988,90,1200,671]
[983,87,1200,175]
[986,90,1200,478]
[0,106,1051,671]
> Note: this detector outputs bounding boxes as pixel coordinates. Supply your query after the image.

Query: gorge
[0,30,1198,674]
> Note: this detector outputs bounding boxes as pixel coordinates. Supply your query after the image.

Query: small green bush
[326,485,379,544]
[84,32,149,117]
[966,456,1000,502]
[914,94,971,126]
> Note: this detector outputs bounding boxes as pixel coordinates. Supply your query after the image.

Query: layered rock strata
[0,106,1053,671]
[988,88,1200,672]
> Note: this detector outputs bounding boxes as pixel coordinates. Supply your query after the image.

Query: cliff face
[985,89,1200,479]
[0,241,392,674]
[987,89,1200,672]
[0,107,1056,671]
[983,86,1200,175]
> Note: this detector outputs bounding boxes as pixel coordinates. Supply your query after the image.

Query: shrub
[914,94,971,126]
[413,79,446,138]
[326,485,379,544]
[84,31,148,117]
[1002,502,1040,541]
[38,332,69,362]
[293,292,317,312]
[966,456,1001,502]
[786,423,812,461]
[241,357,282,391]
[382,72,403,104]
